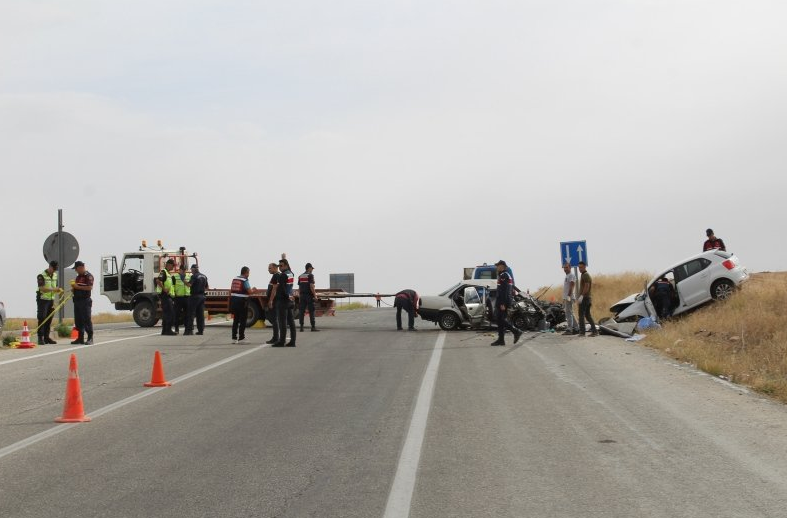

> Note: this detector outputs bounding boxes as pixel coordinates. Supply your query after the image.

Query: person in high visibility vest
[156,258,177,336]
[172,264,190,334]
[37,260,63,345]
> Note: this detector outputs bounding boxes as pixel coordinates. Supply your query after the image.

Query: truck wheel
[245,302,261,328]
[711,279,735,300]
[438,311,460,330]
[133,300,158,327]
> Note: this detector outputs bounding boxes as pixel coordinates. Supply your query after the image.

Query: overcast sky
[1,1,785,317]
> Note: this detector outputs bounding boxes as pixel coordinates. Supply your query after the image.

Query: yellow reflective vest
[38,270,58,301]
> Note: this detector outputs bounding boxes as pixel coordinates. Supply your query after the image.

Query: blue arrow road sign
[560,241,588,267]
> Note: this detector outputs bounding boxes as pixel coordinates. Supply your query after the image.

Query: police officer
[490,260,522,346]
[650,275,675,319]
[298,262,320,332]
[230,266,258,344]
[393,289,419,331]
[185,264,208,335]
[36,260,62,345]
[172,264,190,334]
[156,258,177,336]
[71,261,94,345]
[703,228,727,252]
[268,258,296,347]
[264,263,280,345]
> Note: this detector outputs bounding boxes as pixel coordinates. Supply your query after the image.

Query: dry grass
[536,271,652,319]
[540,271,787,402]
[643,272,787,402]
[4,312,133,331]
[335,302,372,311]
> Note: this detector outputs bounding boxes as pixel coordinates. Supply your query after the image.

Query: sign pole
[57,209,64,325]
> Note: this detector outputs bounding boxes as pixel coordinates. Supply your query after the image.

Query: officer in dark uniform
[298,262,320,332]
[71,261,95,345]
[230,266,257,344]
[703,228,727,252]
[490,260,522,346]
[268,258,296,347]
[185,264,209,335]
[650,275,675,319]
[157,258,177,336]
[37,260,62,345]
[393,289,419,331]
[265,263,280,345]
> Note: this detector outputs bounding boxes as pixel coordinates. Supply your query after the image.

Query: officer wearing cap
[490,260,522,346]
[185,264,209,335]
[703,228,727,252]
[268,258,297,347]
[156,258,177,336]
[71,261,95,345]
[37,260,63,345]
[298,262,320,332]
[172,264,190,334]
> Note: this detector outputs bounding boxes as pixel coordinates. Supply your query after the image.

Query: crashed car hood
[613,293,640,307]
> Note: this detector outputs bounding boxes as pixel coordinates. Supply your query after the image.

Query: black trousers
[74,298,93,341]
[187,294,205,333]
[394,298,415,329]
[578,297,597,333]
[654,293,672,319]
[299,294,316,328]
[37,299,54,339]
[231,297,248,340]
[276,299,296,344]
[496,304,517,342]
[160,295,175,334]
[174,297,188,332]
[266,306,279,342]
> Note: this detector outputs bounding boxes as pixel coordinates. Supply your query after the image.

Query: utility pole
[58,209,64,325]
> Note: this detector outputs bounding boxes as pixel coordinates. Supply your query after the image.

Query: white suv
[611,250,749,321]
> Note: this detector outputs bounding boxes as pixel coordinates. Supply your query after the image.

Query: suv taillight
[722,259,735,270]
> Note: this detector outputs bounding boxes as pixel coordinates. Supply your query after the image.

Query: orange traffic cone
[144,351,171,387]
[17,321,35,349]
[55,354,91,423]
[70,326,79,340]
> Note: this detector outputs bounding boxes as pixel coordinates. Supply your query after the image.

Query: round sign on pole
[43,232,80,267]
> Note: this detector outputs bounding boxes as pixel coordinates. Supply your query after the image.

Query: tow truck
[100,242,336,328]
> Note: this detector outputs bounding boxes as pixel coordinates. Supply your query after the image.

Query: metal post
[58,209,64,325]
[574,266,580,299]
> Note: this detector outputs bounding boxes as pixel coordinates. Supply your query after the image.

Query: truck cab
[463,263,515,283]
[100,242,195,327]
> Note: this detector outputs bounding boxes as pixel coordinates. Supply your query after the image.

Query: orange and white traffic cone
[144,351,171,387]
[17,321,35,349]
[55,354,91,422]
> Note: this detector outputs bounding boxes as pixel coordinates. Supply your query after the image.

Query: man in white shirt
[562,263,579,335]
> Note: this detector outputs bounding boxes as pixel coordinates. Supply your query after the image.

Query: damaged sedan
[418,280,565,331]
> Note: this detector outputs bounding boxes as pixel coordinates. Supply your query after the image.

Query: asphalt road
[1,309,787,517]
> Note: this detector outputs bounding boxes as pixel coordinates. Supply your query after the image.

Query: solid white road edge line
[0,345,266,461]
[0,319,229,367]
[383,331,446,518]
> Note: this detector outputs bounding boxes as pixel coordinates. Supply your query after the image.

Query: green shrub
[3,335,19,346]
[55,323,71,337]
